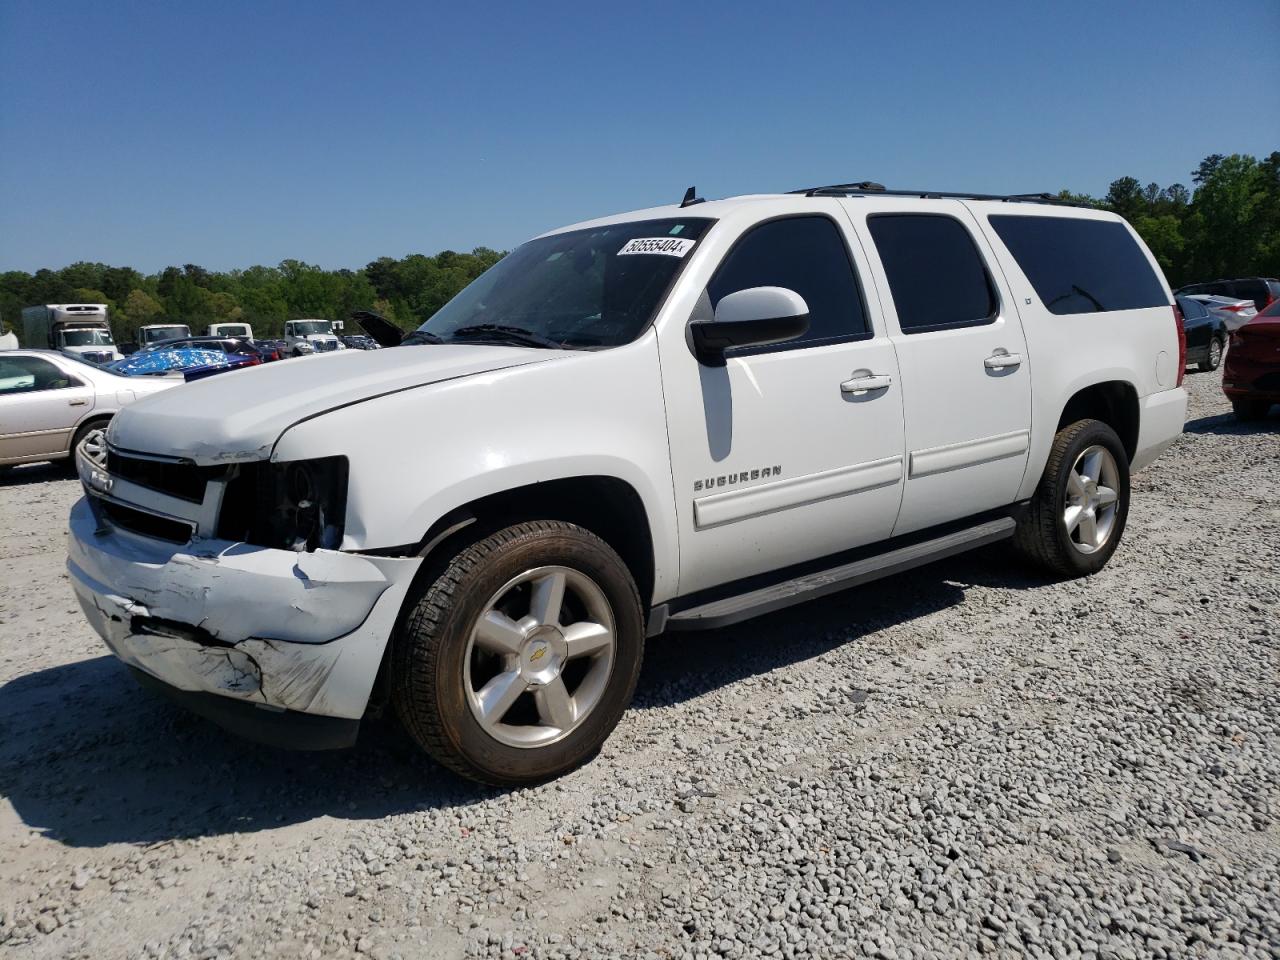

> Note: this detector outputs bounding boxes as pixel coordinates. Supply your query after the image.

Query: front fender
[273,333,680,602]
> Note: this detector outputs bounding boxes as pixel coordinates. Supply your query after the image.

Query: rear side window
[708,216,869,349]
[867,214,997,333]
[989,215,1168,315]
[1176,296,1208,320]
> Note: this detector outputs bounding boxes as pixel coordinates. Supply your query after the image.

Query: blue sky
[2,0,1277,274]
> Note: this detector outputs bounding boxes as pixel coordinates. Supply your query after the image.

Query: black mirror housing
[690,314,810,366]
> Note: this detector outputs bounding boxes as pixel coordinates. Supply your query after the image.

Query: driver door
[661,210,906,596]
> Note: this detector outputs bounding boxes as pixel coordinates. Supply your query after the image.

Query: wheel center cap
[519,627,565,685]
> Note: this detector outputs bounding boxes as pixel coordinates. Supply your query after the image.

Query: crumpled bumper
[67,498,421,721]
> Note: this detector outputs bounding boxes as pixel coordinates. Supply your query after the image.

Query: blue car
[107,347,258,378]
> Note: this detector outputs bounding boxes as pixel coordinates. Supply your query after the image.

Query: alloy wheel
[1063,444,1120,555]
[463,566,616,748]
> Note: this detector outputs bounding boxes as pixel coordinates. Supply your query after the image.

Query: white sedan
[0,350,179,469]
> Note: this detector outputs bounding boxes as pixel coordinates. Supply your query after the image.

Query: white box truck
[22,304,120,362]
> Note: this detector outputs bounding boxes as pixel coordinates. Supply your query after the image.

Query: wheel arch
[407,474,658,611]
[68,412,114,454]
[1055,380,1139,464]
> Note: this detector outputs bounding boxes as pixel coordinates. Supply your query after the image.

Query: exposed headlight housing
[294,341,315,354]
[217,456,348,551]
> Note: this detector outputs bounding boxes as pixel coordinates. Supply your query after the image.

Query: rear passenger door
[846,200,1032,535]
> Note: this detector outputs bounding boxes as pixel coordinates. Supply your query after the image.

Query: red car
[1223,299,1280,420]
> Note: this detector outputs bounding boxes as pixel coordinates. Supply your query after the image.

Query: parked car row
[1176,277,1280,312]
[1171,276,1279,420]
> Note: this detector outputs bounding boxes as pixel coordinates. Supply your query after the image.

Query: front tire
[1014,419,1130,578]
[391,520,644,786]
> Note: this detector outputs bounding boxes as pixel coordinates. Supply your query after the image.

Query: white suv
[67,184,1187,784]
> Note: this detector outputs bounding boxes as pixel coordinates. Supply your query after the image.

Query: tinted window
[1176,296,1208,320]
[867,215,996,333]
[989,215,1168,315]
[707,216,868,348]
[0,356,73,395]
[1228,279,1267,310]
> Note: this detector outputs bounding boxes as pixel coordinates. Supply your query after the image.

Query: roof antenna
[680,186,705,208]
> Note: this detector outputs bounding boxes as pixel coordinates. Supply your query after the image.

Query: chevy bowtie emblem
[530,645,547,663]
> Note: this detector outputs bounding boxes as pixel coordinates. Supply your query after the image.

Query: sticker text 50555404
[617,237,696,258]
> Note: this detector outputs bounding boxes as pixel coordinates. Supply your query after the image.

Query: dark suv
[1175,278,1280,312]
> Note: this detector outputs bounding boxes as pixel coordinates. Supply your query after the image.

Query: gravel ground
[1,369,1277,960]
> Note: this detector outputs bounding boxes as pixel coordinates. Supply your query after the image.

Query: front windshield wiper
[447,324,564,349]
[401,329,445,346]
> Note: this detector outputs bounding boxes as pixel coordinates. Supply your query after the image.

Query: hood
[109,344,554,464]
[305,333,338,342]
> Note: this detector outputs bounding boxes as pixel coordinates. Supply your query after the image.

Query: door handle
[68,398,88,406]
[984,352,1022,370]
[840,374,893,395]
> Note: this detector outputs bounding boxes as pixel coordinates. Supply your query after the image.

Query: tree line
[2,151,1277,346]
[1062,151,1280,286]
[0,249,504,345]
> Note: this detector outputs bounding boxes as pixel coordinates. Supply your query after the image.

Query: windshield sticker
[618,237,696,258]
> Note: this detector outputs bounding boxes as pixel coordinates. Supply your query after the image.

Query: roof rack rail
[790,183,1078,206]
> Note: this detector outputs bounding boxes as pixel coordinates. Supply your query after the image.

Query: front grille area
[107,450,220,502]
[102,502,195,544]
[312,340,339,352]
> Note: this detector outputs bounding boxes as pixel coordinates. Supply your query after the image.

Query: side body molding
[694,456,904,529]
[909,429,1030,479]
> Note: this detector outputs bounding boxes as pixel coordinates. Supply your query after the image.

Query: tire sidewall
[418,526,643,784]
[1048,422,1130,576]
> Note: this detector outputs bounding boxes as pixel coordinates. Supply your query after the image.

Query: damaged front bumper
[67,498,421,746]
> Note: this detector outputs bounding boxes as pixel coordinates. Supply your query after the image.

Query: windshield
[142,326,189,342]
[61,328,115,347]
[289,321,332,336]
[218,325,250,337]
[416,218,714,348]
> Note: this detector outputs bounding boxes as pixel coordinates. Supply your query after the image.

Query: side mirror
[689,286,809,366]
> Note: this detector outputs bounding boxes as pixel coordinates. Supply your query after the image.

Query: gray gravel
[1,368,1277,960]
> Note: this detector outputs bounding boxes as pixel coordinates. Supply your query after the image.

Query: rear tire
[391,520,644,786]
[1013,419,1130,578]
[1199,337,1223,372]
[1232,399,1271,421]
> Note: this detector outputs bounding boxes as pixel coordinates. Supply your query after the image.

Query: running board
[662,516,1017,632]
